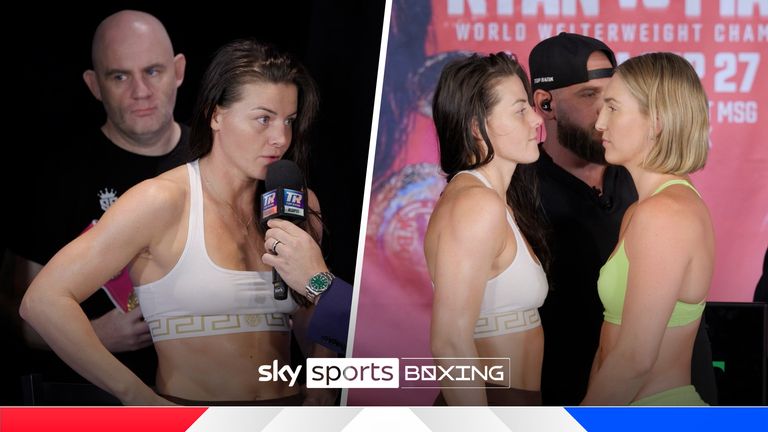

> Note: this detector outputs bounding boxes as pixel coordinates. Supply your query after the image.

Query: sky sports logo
[296,357,511,389]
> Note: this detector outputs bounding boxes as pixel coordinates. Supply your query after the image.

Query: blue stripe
[565,407,767,432]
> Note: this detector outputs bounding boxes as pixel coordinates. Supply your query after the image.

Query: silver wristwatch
[305,271,334,303]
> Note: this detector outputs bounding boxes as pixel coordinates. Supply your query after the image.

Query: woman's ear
[471,117,483,141]
[649,115,663,142]
[471,117,490,160]
[210,107,223,131]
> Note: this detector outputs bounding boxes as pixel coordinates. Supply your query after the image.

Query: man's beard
[556,119,606,164]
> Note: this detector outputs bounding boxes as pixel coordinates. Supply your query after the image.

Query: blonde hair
[616,52,709,174]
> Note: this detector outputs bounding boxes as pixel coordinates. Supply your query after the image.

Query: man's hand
[92,306,152,352]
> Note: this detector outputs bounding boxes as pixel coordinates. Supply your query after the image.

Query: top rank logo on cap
[529,32,617,91]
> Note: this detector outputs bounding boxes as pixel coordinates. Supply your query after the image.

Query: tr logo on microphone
[262,190,278,217]
[283,188,305,217]
[285,190,303,204]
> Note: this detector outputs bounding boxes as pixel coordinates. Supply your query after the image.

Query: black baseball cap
[529,32,617,91]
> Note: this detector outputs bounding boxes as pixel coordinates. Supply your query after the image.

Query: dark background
[8,0,386,283]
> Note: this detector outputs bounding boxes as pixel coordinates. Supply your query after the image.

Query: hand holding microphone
[261,160,307,300]
[262,218,330,304]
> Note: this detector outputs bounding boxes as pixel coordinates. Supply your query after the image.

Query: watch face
[309,273,331,292]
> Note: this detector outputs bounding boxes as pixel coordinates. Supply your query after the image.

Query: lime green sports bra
[597,180,705,327]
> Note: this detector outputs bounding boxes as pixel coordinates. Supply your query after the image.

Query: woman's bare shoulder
[625,189,708,254]
[432,181,508,244]
[111,166,190,223]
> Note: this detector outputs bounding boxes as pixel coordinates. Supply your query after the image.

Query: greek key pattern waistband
[474,308,541,338]
[148,313,290,341]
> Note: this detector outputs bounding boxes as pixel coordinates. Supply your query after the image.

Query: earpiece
[541,100,552,112]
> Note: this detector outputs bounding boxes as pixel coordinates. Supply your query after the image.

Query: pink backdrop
[351,0,767,405]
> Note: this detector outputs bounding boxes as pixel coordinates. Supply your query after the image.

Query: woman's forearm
[581,348,651,405]
[20,293,154,404]
[431,333,487,405]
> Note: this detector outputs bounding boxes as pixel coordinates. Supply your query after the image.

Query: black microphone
[261,160,306,300]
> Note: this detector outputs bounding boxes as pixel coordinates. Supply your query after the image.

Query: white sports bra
[135,160,298,342]
[454,170,548,338]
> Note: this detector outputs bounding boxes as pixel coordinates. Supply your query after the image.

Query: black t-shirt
[29,126,191,264]
[14,125,190,385]
[534,148,638,405]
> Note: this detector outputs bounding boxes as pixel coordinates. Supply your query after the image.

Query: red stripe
[0,407,207,432]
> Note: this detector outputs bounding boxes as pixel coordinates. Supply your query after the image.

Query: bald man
[83,10,186,156]
[10,10,189,393]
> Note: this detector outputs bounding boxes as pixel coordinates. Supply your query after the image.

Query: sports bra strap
[652,179,700,197]
[454,170,493,188]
